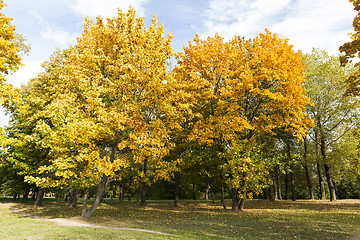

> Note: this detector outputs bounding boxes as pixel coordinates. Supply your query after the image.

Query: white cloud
[203,0,291,37]
[30,11,78,49]
[202,0,355,55]
[40,27,78,48]
[6,61,43,88]
[65,0,150,19]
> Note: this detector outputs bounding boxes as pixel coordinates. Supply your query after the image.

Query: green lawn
[1,198,360,239]
[0,202,169,240]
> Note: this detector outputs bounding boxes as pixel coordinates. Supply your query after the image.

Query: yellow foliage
[174,29,311,146]
[23,7,179,189]
[0,0,23,108]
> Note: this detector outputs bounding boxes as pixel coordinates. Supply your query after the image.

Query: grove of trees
[1,1,360,219]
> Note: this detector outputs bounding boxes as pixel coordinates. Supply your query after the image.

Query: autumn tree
[3,49,69,206]
[0,2,30,204]
[25,7,179,218]
[174,30,311,212]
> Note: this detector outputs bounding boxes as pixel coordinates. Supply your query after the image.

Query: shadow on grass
[1,197,359,239]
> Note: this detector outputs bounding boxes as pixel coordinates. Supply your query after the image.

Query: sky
[0,0,357,126]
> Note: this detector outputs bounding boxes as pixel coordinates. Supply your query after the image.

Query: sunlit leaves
[339,0,360,96]
[174,29,311,203]
[23,7,178,191]
[0,0,22,83]
[175,29,310,146]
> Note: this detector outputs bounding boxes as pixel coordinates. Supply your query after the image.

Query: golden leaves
[0,0,23,122]
[175,29,310,145]
[8,3,311,197]
[23,7,178,189]
[0,0,23,83]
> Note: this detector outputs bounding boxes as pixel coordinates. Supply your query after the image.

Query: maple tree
[174,29,311,211]
[22,7,179,217]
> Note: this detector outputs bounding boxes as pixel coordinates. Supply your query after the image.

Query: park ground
[0,198,359,239]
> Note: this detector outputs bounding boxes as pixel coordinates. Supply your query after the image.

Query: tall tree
[302,48,358,201]
[4,49,68,206]
[174,30,311,211]
[26,7,179,218]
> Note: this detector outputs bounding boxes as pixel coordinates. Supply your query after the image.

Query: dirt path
[2,203,170,235]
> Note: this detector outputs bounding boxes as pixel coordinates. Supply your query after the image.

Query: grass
[0,201,170,240]
[1,197,360,239]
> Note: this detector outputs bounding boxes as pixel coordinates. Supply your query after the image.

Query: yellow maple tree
[26,7,179,217]
[174,29,311,211]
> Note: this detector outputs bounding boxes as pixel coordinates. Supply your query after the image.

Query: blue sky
[0,0,357,126]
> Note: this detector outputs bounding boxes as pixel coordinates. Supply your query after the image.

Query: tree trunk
[22,189,30,203]
[320,137,336,201]
[137,185,141,202]
[231,188,240,212]
[272,173,278,201]
[304,164,315,200]
[34,188,45,206]
[334,181,338,197]
[128,172,133,201]
[140,158,148,206]
[112,188,116,199]
[286,141,296,201]
[269,180,275,201]
[119,182,124,200]
[303,137,314,200]
[82,175,109,218]
[32,190,37,200]
[284,170,289,200]
[314,130,326,200]
[174,172,180,207]
[324,163,336,201]
[290,170,296,201]
[210,186,215,203]
[64,191,69,202]
[221,182,226,210]
[205,180,210,201]
[275,165,282,200]
[140,183,147,206]
[67,187,79,209]
[82,138,118,218]
[239,198,245,211]
[316,162,326,200]
[81,189,89,217]
[12,193,17,202]
[192,182,196,200]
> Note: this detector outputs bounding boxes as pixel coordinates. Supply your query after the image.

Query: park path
[2,203,170,235]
